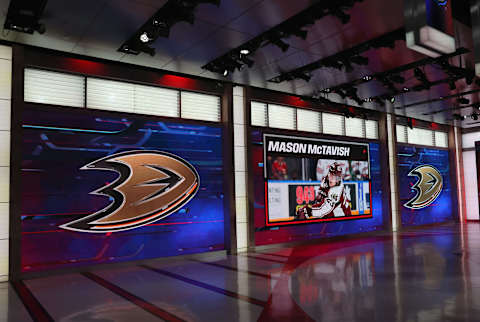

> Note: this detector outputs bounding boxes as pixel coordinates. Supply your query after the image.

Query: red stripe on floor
[140,264,267,307]
[11,280,54,322]
[82,272,186,322]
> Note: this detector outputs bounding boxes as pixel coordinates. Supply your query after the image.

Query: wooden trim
[9,44,24,281]
[378,112,393,231]
[221,83,236,253]
[245,87,256,250]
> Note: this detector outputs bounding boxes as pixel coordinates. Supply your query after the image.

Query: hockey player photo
[297,162,352,220]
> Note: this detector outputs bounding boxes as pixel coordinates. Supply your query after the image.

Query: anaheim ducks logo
[404,165,443,209]
[61,150,199,233]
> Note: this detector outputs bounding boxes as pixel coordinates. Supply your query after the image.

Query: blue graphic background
[397,145,455,226]
[21,107,225,272]
[252,130,385,246]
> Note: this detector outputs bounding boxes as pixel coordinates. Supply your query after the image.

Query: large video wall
[252,130,384,246]
[20,107,225,272]
[397,145,454,226]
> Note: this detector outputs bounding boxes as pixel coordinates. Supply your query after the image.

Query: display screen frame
[263,133,373,227]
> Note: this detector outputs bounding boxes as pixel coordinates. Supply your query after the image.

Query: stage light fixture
[269,37,290,52]
[240,56,254,68]
[407,117,414,129]
[240,49,250,55]
[362,75,372,81]
[390,96,396,103]
[403,87,410,92]
[364,97,373,102]
[390,74,405,84]
[471,113,479,120]
[458,97,470,104]
[448,80,456,90]
[139,32,151,43]
[350,55,369,66]
[223,69,229,77]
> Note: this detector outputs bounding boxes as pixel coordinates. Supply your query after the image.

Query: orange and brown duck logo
[404,165,443,210]
[61,151,199,233]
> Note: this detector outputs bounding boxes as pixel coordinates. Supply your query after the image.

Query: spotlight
[362,75,372,81]
[331,9,351,24]
[270,38,290,52]
[364,97,373,102]
[340,60,354,72]
[466,73,474,85]
[390,96,396,103]
[473,103,480,110]
[471,113,479,121]
[297,72,312,82]
[139,32,151,43]
[240,49,250,55]
[448,80,456,90]
[414,67,429,83]
[292,29,308,40]
[240,56,254,68]
[350,55,369,66]
[323,88,331,93]
[390,74,405,84]
[403,87,410,92]
[223,69,229,77]
[458,97,470,105]
[407,118,414,129]
[453,113,464,121]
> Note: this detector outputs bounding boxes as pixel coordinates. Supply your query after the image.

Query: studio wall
[251,129,385,246]
[20,106,226,272]
[397,145,454,226]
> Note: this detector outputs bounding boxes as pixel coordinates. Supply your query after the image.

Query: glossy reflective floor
[5,223,480,321]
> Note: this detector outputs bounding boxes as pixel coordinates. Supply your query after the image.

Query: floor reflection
[7,223,480,321]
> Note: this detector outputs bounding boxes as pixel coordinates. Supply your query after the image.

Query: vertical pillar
[0,45,11,282]
[233,86,248,252]
[454,126,466,222]
[387,114,401,231]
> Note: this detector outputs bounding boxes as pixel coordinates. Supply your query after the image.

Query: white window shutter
[322,113,344,135]
[181,92,221,122]
[25,69,85,107]
[297,109,321,133]
[268,104,296,130]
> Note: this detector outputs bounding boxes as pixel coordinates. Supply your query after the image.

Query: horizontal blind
[134,84,179,117]
[435,131,448,147]
[25,69,85,107]
[345,117,365,138]
[365,120,379,139]
[408,127,434,146]
[181,92,220,122]
[268,104,296,130]
[322,113,344,135]
[396,125,407,143]
[87,78,134,113]
[251,102,268,127]
[297,109,321,133]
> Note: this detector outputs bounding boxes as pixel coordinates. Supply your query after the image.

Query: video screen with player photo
[264,134,372,226]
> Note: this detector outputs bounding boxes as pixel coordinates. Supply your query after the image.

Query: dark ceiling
[1,0,479,127]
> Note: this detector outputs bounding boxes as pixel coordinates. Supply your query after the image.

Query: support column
[0,45,11,282]
[387,114,401,231]
[233,86,248,252]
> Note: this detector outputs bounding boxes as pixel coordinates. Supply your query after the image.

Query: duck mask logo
[60,150,200,233]
[404,165,443,210]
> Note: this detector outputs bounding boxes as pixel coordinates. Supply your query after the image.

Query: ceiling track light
[204,0,366,77]
[268,28,405,83]
[119,0,220,56]
[458,97,470,105]
[4,0,48,35]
